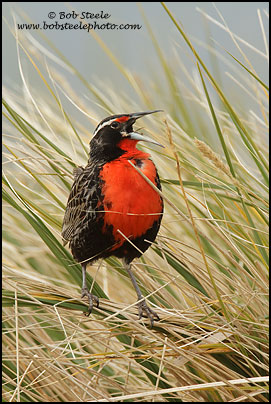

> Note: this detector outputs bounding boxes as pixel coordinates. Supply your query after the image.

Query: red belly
[100,157,162,248]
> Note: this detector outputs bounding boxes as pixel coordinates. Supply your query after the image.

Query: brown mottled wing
[61,165,100,246]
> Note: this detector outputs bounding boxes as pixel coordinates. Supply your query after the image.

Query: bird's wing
[61,165,101,245]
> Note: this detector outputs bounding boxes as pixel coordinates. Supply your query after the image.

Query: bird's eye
[111,121,120,129]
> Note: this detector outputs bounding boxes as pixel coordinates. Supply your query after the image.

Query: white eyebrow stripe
[93,118,116,137]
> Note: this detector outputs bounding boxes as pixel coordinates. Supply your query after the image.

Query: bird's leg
[124,262,160,327]
[81,264,99,315]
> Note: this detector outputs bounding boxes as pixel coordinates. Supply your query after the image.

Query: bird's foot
[137,299,160,327]
[81,288,99,315]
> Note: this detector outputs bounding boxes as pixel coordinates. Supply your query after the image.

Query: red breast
[99,144,162,249]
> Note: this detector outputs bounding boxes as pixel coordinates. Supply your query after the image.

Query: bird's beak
[128,132,164,147]
[126,110,164,148]
[128,110,163,120]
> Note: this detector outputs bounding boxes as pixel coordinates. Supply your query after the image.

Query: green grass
[3,3,269,402]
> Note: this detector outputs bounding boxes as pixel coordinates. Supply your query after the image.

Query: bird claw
[81,288,99,315]
[137,299,160,327]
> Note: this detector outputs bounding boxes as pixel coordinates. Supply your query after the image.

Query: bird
[62,110,164,326]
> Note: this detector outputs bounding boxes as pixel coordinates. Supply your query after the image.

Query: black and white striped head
[89,110,163,161]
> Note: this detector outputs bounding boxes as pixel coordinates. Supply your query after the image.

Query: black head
[89,110,163,162]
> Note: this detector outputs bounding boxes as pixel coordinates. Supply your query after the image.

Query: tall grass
[3,3,269,402]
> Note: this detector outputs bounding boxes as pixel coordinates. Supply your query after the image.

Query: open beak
[126,110,164,148]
